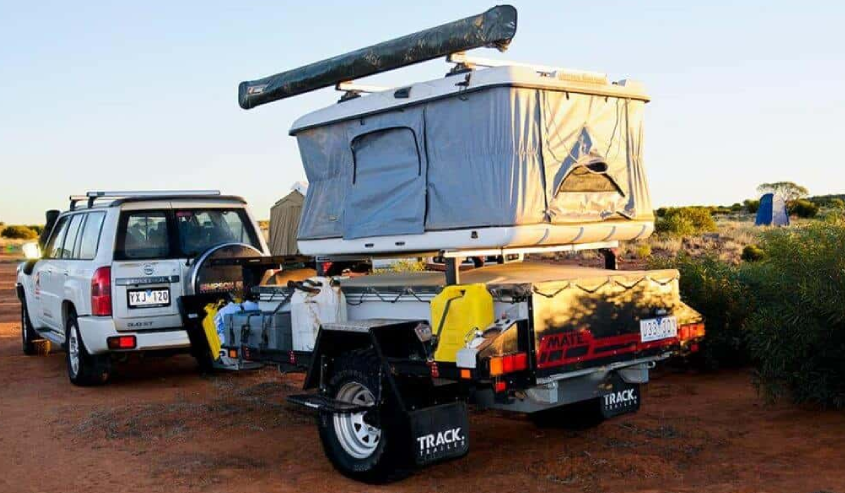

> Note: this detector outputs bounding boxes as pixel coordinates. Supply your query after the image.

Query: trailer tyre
[317,350,410,483]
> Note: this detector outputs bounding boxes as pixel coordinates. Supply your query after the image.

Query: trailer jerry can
[431,284,494,363]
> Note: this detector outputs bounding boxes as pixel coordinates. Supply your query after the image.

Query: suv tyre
[66,313,110,386]
[21,302,38,356]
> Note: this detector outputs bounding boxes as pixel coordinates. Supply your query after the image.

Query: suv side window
[116,211,170,259]
[45,217,70,259]
[77,212,106,260]
[61,214,85,259]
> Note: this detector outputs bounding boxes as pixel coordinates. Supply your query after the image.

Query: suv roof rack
[69,190,222,210]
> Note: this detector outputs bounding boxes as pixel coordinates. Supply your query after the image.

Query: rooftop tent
[755,193,790,226]
[291,71,654,255]
[269,189,304,255]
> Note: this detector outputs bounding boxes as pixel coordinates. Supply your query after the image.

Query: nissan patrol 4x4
[16,191,269,385]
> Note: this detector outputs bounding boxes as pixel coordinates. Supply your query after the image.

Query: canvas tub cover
[294,85,652,241]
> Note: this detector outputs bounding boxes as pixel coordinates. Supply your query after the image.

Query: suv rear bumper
[77,316,191,355]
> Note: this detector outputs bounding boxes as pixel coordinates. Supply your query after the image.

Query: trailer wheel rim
[68,325,80,377]
[333,381,380,459]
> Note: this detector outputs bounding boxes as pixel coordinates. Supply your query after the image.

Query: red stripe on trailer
[536,329,680,370]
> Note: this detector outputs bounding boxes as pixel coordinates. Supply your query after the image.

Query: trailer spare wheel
[189,242,263,297]
[317,350,411,483]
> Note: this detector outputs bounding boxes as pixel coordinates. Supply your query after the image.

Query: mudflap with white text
[409,401,469,466]
[600,381,641,419]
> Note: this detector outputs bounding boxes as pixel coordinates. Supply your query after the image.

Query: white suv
[16,191,269,385]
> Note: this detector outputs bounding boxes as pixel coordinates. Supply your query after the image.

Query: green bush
[788,199,819,218]
[0,225,38,240]
[653,221,845,408]
[744,199,760,214]
[654,207,717,237]
[742,221,845,408]
[741,244,766,262]
[650,254,752,369]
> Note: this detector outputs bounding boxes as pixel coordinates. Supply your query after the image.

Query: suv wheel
[66,314,110,386]
[21,302,37,356]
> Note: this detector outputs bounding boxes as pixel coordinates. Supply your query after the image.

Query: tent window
[351,127,420,184]
[557,164,623,194]
[344,125,425,239]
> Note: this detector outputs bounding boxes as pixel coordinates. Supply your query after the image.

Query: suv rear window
[117,211,170,259]
[175,209,258,257]
[115,208,259,260]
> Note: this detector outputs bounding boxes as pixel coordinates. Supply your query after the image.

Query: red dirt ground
[1,255,843,493]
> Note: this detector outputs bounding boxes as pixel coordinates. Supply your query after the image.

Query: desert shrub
[650,254,752,369]
[741,221,845,408]
[744,199,760,214]
[654,207,717,237]
[788,199,819,218]
[28,224,44,235]
[730,203,744,212]
[390,258,426,273]
[634,243,652,259]
[655,213,695,236]
[741,244,766,262]
[1,225,38,240]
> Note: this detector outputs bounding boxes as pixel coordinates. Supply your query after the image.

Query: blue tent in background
[756,193,790,226]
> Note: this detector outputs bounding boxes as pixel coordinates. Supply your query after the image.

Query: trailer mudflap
[287,393,374,415]
[409,401,469,466]
[599,381,641,419]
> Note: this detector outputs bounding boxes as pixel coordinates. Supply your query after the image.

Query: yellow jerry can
[201,301,225,361]
[431,284,494,363]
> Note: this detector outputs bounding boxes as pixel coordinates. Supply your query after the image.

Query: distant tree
[757,182,809,204]
[789,199,819,218]
[743,199,760,214]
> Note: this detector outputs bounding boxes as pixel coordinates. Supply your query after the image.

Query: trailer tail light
[91,266,112,317]
[679,322,705,342]
[489,352,528,376]
[107,335,136,349]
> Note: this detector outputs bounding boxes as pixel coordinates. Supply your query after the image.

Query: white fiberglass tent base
[298,220,653,256]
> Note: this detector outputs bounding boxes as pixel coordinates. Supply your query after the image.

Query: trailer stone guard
[218,4,705,483]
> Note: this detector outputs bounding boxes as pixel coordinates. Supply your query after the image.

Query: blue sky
[1,0,843,223]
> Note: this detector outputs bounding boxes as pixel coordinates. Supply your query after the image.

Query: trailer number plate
[639,316,677,342]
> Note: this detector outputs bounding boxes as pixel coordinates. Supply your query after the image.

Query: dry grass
[537,215,768,266]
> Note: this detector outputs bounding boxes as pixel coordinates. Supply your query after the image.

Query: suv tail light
[91,266,112,316]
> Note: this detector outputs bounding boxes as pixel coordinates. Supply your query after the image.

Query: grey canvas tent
[755,193,789,226]
[268,189,304,255]
[289,67,653,255]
